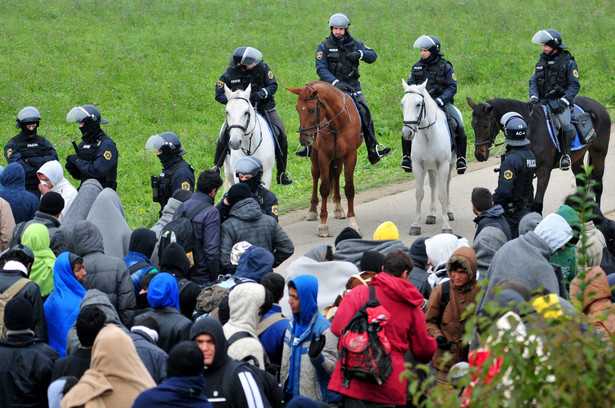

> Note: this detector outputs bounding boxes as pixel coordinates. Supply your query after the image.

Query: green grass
[1,0,614,228]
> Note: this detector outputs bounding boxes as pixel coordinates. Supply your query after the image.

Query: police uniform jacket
[158,155,194,205]
[493,147,536,213]
[215,61,278,112]
[74,129,119,189]
[408,56,457,105]
[4,132,58,192]
[529,50,580,107]
[316,33,377,92]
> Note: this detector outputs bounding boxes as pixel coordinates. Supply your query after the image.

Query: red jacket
[328,272,436,405]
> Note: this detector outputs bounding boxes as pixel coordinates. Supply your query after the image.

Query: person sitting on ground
[21,223,57,299]
[570,266,615,341]
[472,226,508,281]
[471,187,512,240]
[133,341,212,408]
[86,187,132,258]
[124,228,159,295]
[37,160,78,221]
[0,162,39,223]
[130,314,168,384]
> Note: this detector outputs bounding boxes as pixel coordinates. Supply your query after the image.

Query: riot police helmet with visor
[15,106,41,129]
[413,35,444,56]
[145,132,187,155]
[531,29,567,49]
[329,13,350,29]
[229,47,263,70]
[501,112,530,147]
[234,156,263,180]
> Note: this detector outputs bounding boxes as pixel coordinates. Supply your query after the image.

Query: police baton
[71,141,79,153]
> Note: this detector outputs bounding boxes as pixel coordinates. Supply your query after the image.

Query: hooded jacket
[570,267,615,340]
[0,162,39,223]
[61,324,156,408]
[160,242,201,319]
[124,228,158,294]
[0,198,15,251]
[328,272,436,405]
[86,187,131,258]
[44,252,87,357]
[223,282,268,369]
[22,222,56,297]
[281,275,339,403]
[142,273,193,353]
[425,246,480,372]
[220,197,294,273]
[132,375,211,408]
[235,246,275,282]
[190,317,269,408]
[9,209,69,256]
[473,204,512,240]
[73,220,135,327]
[472,226,508,281]
[37,160,78,221]
[409,237,432,300]
[129,327,168,384]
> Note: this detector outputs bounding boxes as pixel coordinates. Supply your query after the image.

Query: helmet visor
[531,30,554,45]
[66,106,109,124]
[145,134,166,151]
[237,47,262,68]
[413,35,437,50]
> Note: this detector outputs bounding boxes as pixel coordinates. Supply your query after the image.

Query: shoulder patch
[503,169,513,180]
[217,80,224,89]
[181,181,190,191]
[316,51,323,60]
[267,70,273,79]
[573,69,579,78]
[271,205,279,216]
[103,150,112,160]
[6,148,12,158]
[365,46,372,50]
[451,72,457,82]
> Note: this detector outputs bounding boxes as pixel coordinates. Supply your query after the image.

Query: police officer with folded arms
[65,105,118,190]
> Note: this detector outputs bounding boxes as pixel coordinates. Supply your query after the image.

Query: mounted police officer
[217,156,279,223]
[65,105,118,190]
[306,12,390,165]
[145,132,195,213]
[406,35,467,175]
[493,113,537,238]
[213,46,292,186]
[529,29,580,171]
[4,107,59,197]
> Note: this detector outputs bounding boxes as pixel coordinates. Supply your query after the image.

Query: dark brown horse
[287,81,362,237]
[467,96,611,213]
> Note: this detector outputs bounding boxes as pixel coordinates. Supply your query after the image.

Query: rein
[403,90,437,130]
[227,95,263,155]
[474,110,504,153]
[297,84,351,139]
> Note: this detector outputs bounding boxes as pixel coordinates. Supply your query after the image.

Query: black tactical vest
[324,37,360,84]
[77,135,117,189]
[510,148,537,211]
[411,58,450,99]
[227,64,266,94]
[159,159,193,205]
[534,51,572,100]
[14,134,48,158]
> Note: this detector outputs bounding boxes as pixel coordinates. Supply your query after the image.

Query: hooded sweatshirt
[160,242,201,320]
[124,228,158,294]
[86,187,131,258]
[234,246,275,282]
[472,226,508,281]
[570,267,615,340]
[425,233,468,288]
[37,160,78,221]
[44,252,87,357]
[223,282,268,369]
[22,222,56,297]
[0,162,39,223]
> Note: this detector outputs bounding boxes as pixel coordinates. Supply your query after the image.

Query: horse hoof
[442,228,453,234]
[409,226,421,236]
[426,215,436,225]
[447,212,455,221]
[306,212,318,222]
[334,210,346,219]
[317,224,329,237]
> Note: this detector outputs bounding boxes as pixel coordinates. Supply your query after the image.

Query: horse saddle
[541,104,594,152]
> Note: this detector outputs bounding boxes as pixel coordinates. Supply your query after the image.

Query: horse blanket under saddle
[541,104,588,152]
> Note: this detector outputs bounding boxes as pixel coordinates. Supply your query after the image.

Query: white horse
[401,80,456,235]
[222,83,275,190]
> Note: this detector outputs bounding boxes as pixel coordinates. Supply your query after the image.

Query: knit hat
[227,182,252,207]
[230,241,252,265]
[335,226,362,246]
[4,296,34,331]
[373,221,399,240]
[128,228,157,258]
[410,237,429,267]
[39,191,65,216]
[166,341,204,377]
[68,253,83,270]
[360,251,384,273]
[172,188,193,203]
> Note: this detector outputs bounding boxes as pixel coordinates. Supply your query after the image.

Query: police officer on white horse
[529,29,580,171]
[302,13,390,165]
[406,35,467,175]
[214,46,292,185]
[493,113,537,238]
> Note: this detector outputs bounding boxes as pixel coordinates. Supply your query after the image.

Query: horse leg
[344,152,360,235]
[437,162,453,233]
[426,169,437,225]
[332,162,345,219]
[410,166,425,235]
[532,165,552,215]
[306,153,320,222]
[317,157,332,237]
[446,157,455,221]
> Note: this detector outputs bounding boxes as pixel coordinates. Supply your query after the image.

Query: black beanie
[410,237,429,268]
[4,296,34,331]
[39,191,65,216]
[129,228,157,258]
[172,189,193,203]
[68,253,83,270]
[166,341,204,377]
[335,227,362,246]
[227,183,252,207]
[360,251,385,273]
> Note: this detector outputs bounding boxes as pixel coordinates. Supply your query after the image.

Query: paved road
[278,134,615,268]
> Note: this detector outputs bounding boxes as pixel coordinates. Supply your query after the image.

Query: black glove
[554,99,568,114]
[347,51,361,62]
[436,335,452,350]
[334,82,357,94]
[65,157,81,179]
[308,333,326,358]
[528,96,539,105]
[256,89,267,100]
[249,92,257,105]
[67,154,79,165]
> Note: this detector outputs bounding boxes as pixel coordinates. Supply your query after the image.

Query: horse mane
[483,98,532,121]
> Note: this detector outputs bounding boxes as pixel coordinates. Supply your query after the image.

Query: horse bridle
[227,95,263,155]
[297,84,351,140]
[402,90,436,130]
[473,109,502,154]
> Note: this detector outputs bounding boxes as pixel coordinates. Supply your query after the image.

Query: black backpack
[222,358,284,408]
[338,286,393,388]
[158,201,211,275]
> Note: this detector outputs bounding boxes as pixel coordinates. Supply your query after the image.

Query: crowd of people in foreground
[1,143,615,407]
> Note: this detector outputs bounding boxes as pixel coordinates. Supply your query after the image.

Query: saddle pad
[541,104,586,152]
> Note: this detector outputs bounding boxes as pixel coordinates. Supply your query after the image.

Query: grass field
[1,0,613,228]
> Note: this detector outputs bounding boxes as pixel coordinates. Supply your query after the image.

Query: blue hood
[0,162,26,189]
[147,272,180,310]
[235,246,274,282]
[290,274,319,329]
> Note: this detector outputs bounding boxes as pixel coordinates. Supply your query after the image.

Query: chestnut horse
[467,96,611,213]
[287,81,362,237]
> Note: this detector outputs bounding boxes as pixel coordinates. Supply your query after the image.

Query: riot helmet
[531,29,567,49]
[229,47,263,70]
[15,106,41,137]
[413,35,444,56]
[329,13,350,29]
[67,105,108,140]
[234,156,263,190]
[145,132,187,155]
[501,112,530,147]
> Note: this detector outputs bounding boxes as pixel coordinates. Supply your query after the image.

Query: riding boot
[454,131,468,175]
[212,123,230,173]
[357,100,390,164]
[295,145,311,158]
[401,138,412,173]
[276,148,293,185]
[559,128,573,171]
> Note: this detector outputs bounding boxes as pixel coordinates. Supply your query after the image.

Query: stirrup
[295,146,310,158]
[401,155,412,173]
[277,171,293,185]
[376,143,391,158]
[456,157,467,174]
[211,165,221,175]
[559,155,571,171]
